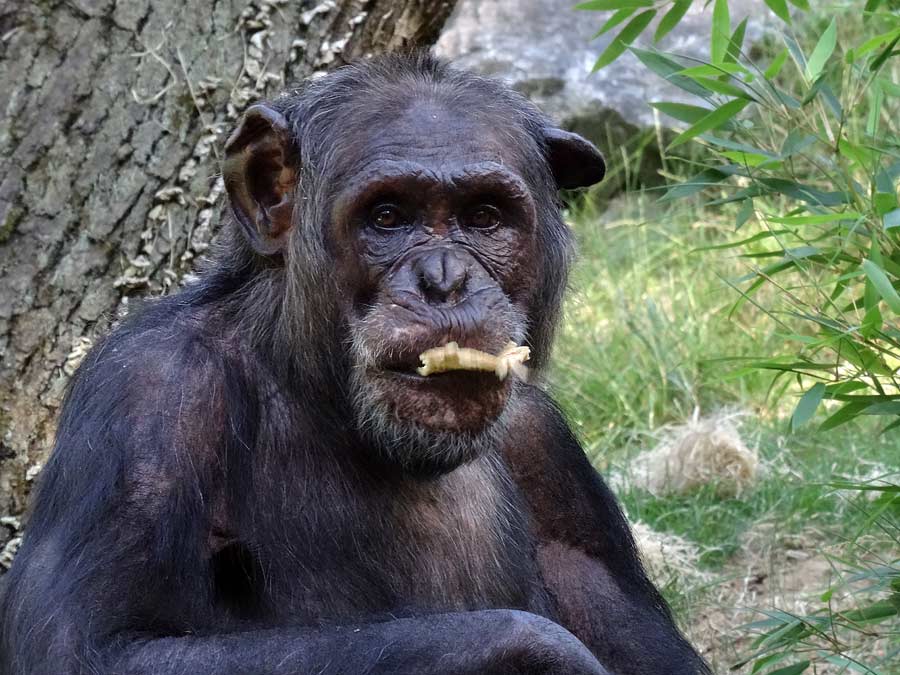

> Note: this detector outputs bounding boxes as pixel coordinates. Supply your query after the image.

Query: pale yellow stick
[417,341,530,381]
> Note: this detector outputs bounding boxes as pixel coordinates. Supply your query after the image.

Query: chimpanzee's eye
[370,204,406,231]
[466,205,501,231]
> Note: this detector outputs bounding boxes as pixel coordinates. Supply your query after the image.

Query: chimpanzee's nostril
[415,249,469,304]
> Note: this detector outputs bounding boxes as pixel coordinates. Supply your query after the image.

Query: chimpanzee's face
[331,101,538,465]
[222,68,604,475]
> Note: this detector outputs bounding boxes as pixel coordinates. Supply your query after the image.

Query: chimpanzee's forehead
[336,97,536,178]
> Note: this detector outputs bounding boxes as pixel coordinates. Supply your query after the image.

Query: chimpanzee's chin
[380,370,512,431]
[366,422,502,478]
[351,371,511,476]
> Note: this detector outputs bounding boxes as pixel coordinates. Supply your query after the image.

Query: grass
[550,3,900,670]
[551,194,783,459]
[549,194,900,671]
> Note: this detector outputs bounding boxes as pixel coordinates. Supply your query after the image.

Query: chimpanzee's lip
[374,366,507,389]
[381,367,429,381]
[373,339,511,374]
[378,366,493,382]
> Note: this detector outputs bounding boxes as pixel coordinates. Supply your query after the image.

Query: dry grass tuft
[631,520,709,586]
[629,409,759,497]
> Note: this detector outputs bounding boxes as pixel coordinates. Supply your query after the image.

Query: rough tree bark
[0,0,456,569]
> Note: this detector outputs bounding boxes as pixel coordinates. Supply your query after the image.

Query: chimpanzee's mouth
[380,367,504,387]
[358,339,527,433]
[382,368,451,381]
[417,341,529,380]
[376,342,529,382]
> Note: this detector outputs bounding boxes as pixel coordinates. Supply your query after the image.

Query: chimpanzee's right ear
[223,105,298,256]
[542,127,606,190]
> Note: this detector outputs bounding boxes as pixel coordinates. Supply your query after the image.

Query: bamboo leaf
[719,150,777,167]
[838,600,898,622]
[711,0,730,63]
[736,198,754,228]
[861,304,882,339]
[867,82,884,135]
[592,10,657,71]
[689,75,758,100]
[863,402,900,415]
[861,259,900,313]
[726,17,749,63]
[659,168,730,201]
[884,208,900,230]
[856,27,900,58]
[791,383,825,431]
[703,135,774,156]
[592,8,636,38]
[784,33,808,73]
[757,178,849,206]
[874,192,897,216]
[870,33,900,71]
[751,652,787,673]
[765,48,790,78]
[764,0,791,23]
[655,0,692,43]
[881,417,900,434]
[669,98,749,149]
[679,63,749,77]
[631,48,712,96]
[650,101,717,124]
[767,662,810,675]
[820,401,870,431]
[779,131,816,158]
[806,18,837,81]
[766,212,864,225]
[694,230,794,252]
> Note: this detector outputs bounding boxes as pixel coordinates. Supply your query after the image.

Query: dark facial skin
[0,55,709,675]
[334,102,537,438]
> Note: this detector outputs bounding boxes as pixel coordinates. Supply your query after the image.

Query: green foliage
[733,481,900,675]
[554,201,900,671]
[583,2,900,434]
[580,2,900,672]
[554,203,778,456]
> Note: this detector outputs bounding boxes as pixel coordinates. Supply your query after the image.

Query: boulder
[435,0,774,193]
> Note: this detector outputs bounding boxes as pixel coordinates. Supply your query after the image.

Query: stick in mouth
[417,342,530,381]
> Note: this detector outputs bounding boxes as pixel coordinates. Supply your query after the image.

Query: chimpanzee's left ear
[543,127,606,190]
[223,104,298,256]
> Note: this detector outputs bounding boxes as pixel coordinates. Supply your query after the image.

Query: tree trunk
[0,0,456,568]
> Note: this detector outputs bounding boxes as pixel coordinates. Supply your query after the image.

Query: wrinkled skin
[340,102,541,471]
[0,55,709,675]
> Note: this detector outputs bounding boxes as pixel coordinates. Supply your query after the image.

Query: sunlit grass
[550,195,783,461]
[552,194,899,555]
[549,194,900,671]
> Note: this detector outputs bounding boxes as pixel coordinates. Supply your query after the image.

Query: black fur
[0,54,708,675]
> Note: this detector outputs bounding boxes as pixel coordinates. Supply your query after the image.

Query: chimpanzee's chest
[225,452,549,624]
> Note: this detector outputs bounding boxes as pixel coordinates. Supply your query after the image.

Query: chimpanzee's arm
[0,325,606,675]
[107,611,610,675]
[504,387,711,675]
[5,544,605,675]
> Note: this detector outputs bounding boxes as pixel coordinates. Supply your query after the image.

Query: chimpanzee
[0,54,709,674]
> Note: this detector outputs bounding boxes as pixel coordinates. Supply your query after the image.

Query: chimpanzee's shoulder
[67,295,233,405]
[513,383,567,426]
[503,383,588,465]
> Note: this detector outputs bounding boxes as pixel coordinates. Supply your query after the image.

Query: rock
[436,0,774,193]
[436,0,772,128]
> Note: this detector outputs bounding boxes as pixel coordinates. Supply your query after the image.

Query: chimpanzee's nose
[414,249,469,305]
